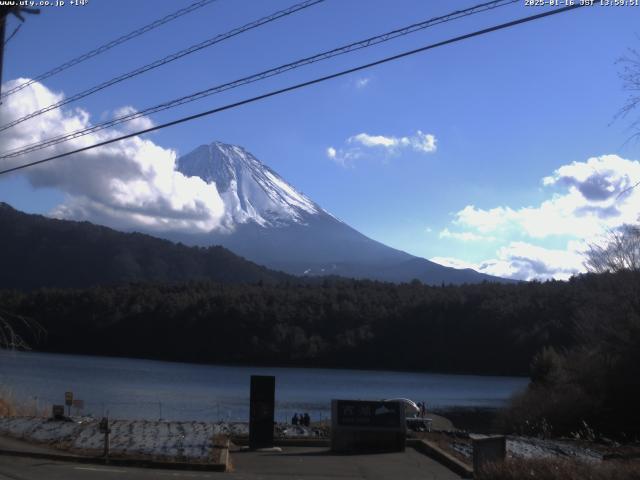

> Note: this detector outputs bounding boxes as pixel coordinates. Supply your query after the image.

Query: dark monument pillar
[249,375,275,450]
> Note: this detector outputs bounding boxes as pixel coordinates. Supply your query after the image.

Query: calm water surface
[0,351,528,422]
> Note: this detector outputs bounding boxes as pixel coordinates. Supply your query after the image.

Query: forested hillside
[0,203,290,289]
[3,271,636,377]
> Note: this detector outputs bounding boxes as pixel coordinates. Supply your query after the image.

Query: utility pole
[0,6,40,102]
[99,417,111,461]
[0,9,7,100]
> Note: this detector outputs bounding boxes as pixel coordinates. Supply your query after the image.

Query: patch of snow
[176,141,333,229]
[506,436,602,462]
[0,417,321,461]
[452,441,472,458]
[0,417,219,461]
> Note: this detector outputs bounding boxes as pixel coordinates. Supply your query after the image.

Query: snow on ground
[506,436,603,462]
[0,417,323,461]
[0,417,228,461]
[2,416,603,464]
[0,417,85,446]
[452,434,603,462]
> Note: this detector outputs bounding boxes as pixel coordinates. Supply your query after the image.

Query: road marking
[74,466,127,473]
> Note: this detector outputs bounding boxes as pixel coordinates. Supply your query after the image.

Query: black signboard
[249,375,275,449]
[336,400,402,428]
[52,405,65,420]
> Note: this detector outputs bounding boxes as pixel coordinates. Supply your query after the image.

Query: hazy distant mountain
[173,142,509,285]
[0,202,290,290]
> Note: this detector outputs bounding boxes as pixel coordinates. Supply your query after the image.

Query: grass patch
[0,388,48,417]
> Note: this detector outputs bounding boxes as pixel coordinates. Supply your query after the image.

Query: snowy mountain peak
[176,141,325,228]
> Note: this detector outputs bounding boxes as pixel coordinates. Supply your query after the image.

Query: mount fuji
[172,141,506,284]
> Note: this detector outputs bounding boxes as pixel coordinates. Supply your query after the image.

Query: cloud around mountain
[0,79,225,233]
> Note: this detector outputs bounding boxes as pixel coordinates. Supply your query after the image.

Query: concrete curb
[0,444,229,472]
[407,439,474,478]
[219,437,231,471]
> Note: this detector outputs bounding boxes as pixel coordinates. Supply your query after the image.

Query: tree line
[0,271,630,375]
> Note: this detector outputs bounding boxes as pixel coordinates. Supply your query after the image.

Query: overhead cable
[0,3,586,177]
[0,0,220,100]
[0,0,517,159]
[0,0,325,133]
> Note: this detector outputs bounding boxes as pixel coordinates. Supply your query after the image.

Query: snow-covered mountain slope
[177,142,324,228]
[173,141,511,285]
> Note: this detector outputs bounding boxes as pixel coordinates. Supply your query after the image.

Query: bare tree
[613,48,640,196]
[617,47,640,137]
[0,309,44,350]
[584,224,640,273]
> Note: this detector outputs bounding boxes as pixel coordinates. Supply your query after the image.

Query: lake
[0,350,528,422]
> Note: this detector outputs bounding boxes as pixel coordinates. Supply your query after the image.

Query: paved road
[1,456,215,480]
[0,436,63,455]
[230,446,461,479]
[0,446,460,480]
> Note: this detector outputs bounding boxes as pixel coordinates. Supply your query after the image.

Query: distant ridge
[0,202,291,290]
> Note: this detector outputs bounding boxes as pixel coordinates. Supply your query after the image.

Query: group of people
[291,412,311,426]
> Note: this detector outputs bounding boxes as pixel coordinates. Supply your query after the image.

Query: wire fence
[23,394,329,424]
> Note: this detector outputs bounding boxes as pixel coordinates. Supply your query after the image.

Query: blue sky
[1,0,639,280]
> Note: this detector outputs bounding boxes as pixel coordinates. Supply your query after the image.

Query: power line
[0,0,518,160]
[3,23,21,46]
[0,0,325,133]
[0,3,587,177]
[0,0,219,100]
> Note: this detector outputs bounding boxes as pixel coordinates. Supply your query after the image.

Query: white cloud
[431,241,585,281]
[350,131,437,153]
[351,133,398,148]
[0,78,225,233]
[439,227,493,242]
[355,77,370,88]
[405,131,437,154]
[113,106,154,132]
[328,130,437,166]
[453,205,518,234]
[451,155,640,240]
[481,241,585,281]
[430,256,478,271]
[435,154,640,281]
